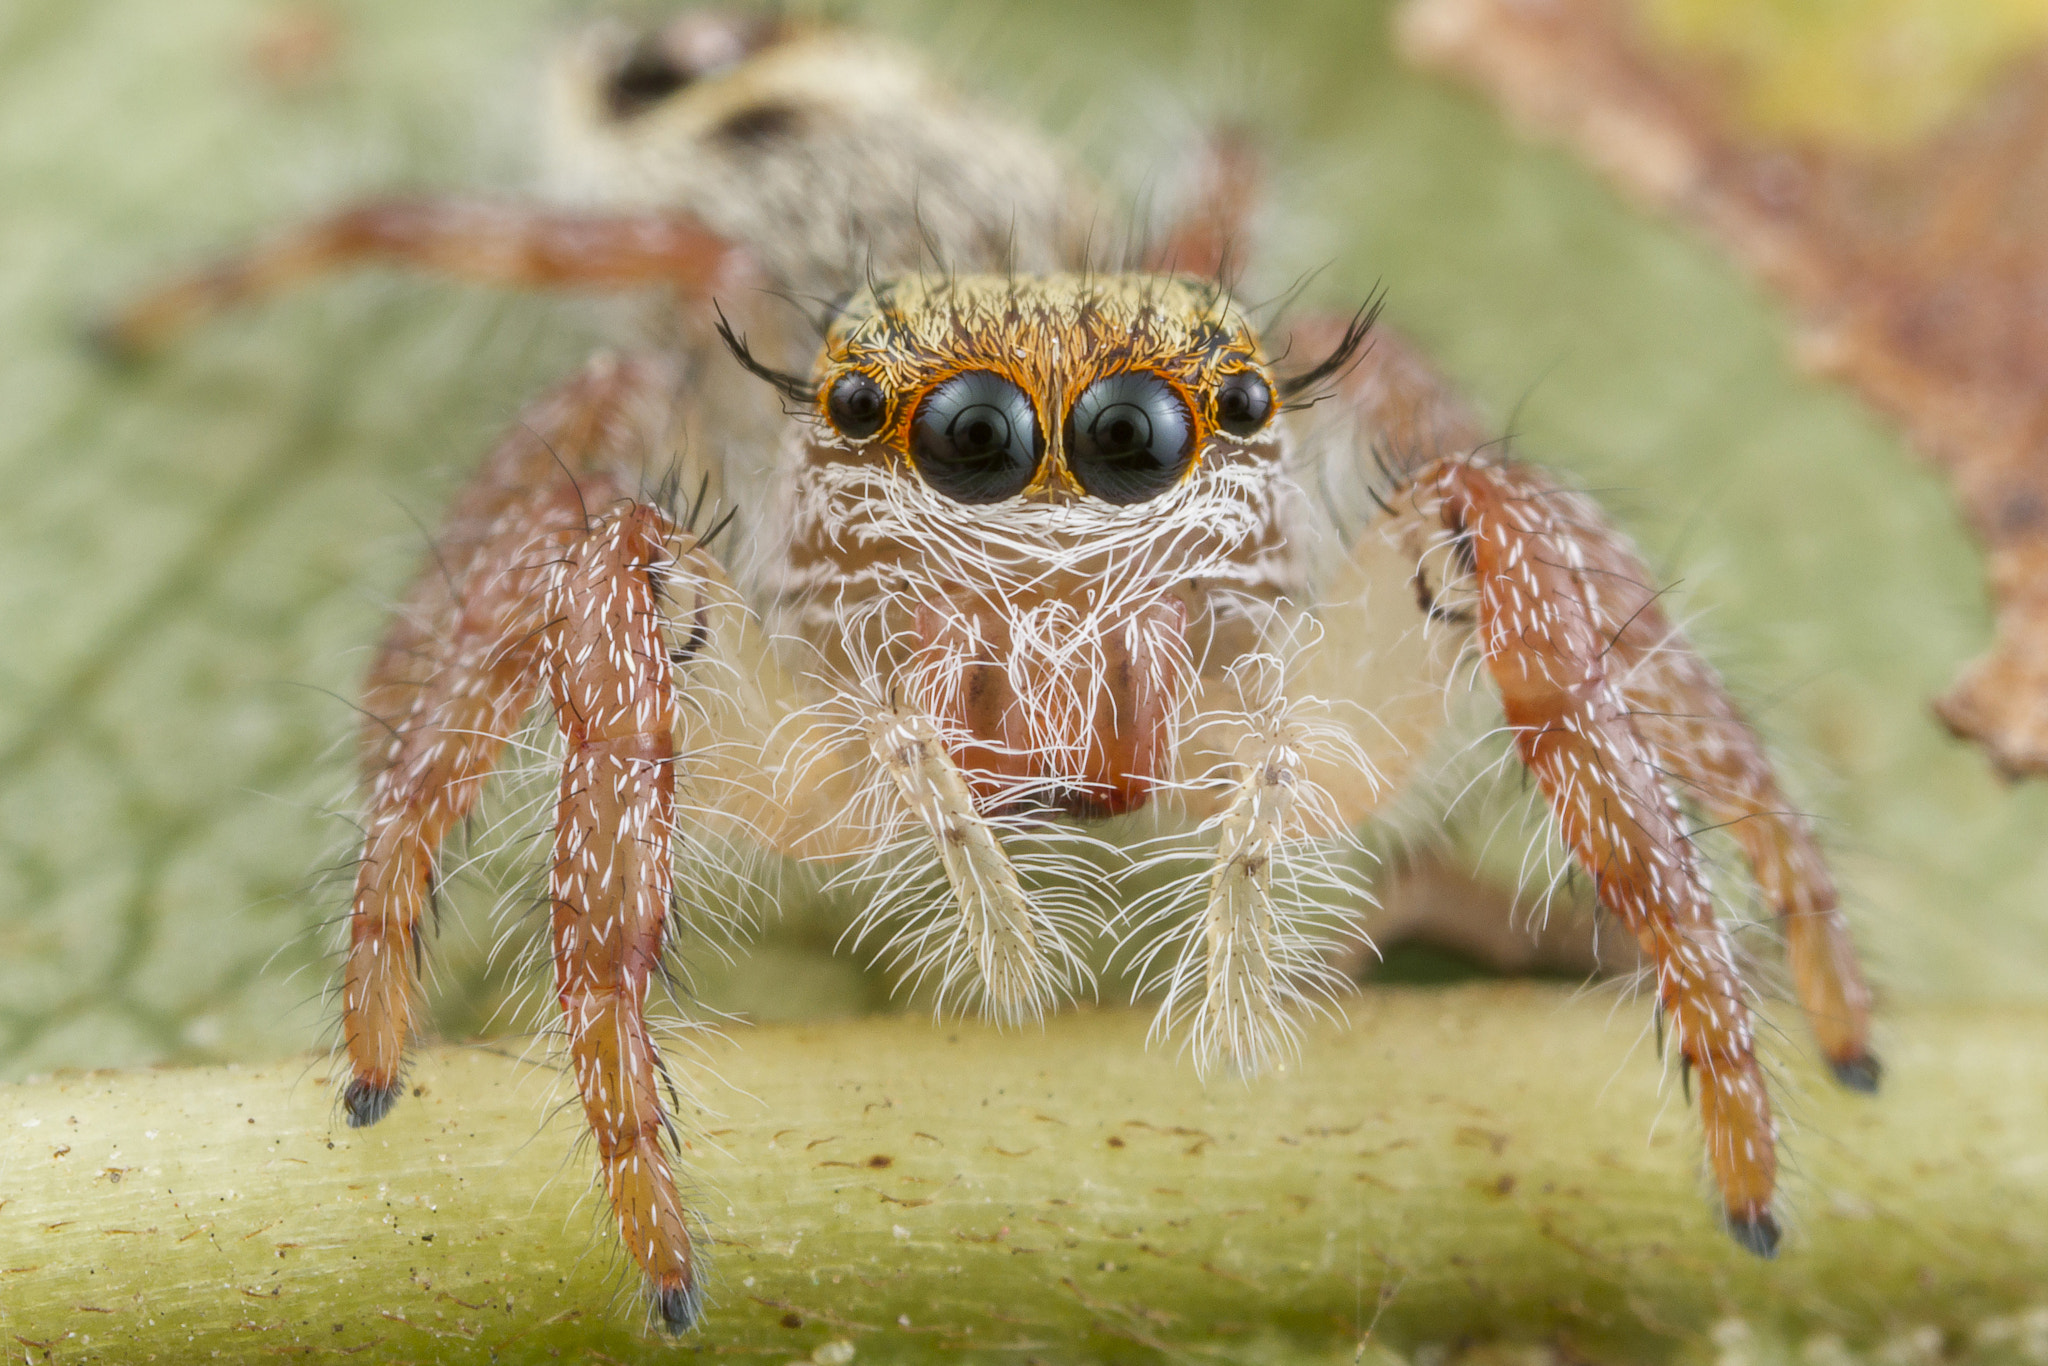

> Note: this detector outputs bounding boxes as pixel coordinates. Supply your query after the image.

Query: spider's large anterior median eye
[1215,369,1273,437]
[1065,370,1195,505]
[826,372,887,439]
[910,371,1042,503]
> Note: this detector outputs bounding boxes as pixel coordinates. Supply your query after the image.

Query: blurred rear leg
[1147,129,1262,284]
[97,200,749,356]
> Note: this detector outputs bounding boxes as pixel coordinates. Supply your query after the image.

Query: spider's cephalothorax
[106,8,1881,1335]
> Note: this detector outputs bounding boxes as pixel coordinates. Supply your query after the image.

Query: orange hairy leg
[1303,297,1872,1130]
[95,200,748,356]
[1430,457,1783,1252]
[342,354,658,1124]
[543,504,701,1330]
[1554,495,1879,1087]
[345,351,709,1324]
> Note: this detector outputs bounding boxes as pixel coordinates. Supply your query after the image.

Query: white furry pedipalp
[1125,647,1380,1077]
[763,427,1308,1026]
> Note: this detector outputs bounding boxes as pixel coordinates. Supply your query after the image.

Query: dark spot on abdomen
[601,15,790,122]
[605,37,690,120]
[713,100,806,147]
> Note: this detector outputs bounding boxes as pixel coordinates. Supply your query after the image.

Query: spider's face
[766,275,1300,817]
[807,274,1282,508]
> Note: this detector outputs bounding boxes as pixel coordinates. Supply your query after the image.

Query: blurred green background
[1,0,2042,1085]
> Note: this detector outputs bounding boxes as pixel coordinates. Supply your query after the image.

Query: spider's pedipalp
[1127,646,1380,1077]
[861,706,1056,1022]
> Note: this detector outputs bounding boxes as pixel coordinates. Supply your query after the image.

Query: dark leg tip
[342,1078,401,1129]
[1726,1209,1780,1259]
[651,1278,704,1334]
[1829,1051,1883,1094]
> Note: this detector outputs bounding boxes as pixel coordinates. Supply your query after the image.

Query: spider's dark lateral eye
[1065,370,1195,505]
[1216,370,1274,437]
[826,372,888,439]
[910,371,1042,504]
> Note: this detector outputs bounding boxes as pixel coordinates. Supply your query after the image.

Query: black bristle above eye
[1279,291,1385,400]
[713,303,813,405]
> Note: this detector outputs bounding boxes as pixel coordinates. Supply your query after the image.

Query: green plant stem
[2,987,2043,1364]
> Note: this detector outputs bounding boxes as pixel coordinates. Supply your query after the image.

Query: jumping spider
[107,8,1878,1333]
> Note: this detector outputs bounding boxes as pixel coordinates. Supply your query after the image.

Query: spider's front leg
[543,502,701,1327]
[1406,452,1877,1250]
[342,355,657,1122]
[340,352,720,1327]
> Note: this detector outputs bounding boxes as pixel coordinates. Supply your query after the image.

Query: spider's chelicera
[107,8,1880,1334]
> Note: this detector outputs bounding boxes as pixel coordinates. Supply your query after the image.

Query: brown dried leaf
[1400,0,2048,775]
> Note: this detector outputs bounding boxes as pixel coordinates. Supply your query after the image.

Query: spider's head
[726,274,1311,818]
[746,273,1286,509]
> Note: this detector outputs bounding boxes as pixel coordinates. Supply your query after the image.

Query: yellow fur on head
[816,273,1275,498]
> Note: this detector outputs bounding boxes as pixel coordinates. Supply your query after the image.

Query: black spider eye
[826,372,887,439]
[910,371,1043,504]
[1064,371,1195,505]
[1216,370,1273,437]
